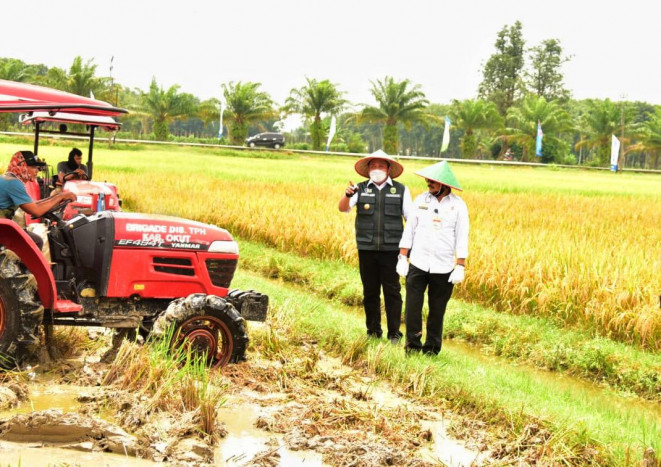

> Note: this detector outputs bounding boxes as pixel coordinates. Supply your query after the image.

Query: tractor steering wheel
[41,199,73,225]
[63,171,89,182]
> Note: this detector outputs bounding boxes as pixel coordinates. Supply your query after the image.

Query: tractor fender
[0,219,56,309]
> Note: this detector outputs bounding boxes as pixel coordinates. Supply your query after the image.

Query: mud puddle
[0,331,493,466]
[0,440,156,466]
[216,403,325,466]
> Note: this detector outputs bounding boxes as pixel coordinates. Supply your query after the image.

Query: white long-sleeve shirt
[399,191,469,273]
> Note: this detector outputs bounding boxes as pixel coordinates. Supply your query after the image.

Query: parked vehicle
[245,132,285,149]
[0,79,268,369]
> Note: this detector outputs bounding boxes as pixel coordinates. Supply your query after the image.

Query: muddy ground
[0,328,538,466]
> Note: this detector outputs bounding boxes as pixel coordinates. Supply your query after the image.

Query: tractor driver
[52,147,88,195]
[1,151,77,249]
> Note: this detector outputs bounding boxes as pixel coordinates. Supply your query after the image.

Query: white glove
[396,255,409,277]
[448,265,465,284]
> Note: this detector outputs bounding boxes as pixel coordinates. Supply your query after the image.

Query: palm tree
[142,78,197,141]
[504,94,573,161]
[44,56,110,100]
[629,109,661,169]
[222,81,276,145]
[0,58,33,82]
[283,78,347,151]
[450,99,503,158]
[198,98,222,134]
[359,76,430,154]
[574,99,622,165]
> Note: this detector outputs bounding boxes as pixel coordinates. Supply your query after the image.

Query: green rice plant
[47,143,657,349]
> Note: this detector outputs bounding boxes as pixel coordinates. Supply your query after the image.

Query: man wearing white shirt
[396,161,469,355]
[339,150,413,343]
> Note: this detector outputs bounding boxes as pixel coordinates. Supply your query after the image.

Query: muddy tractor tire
[0,250,44,369]
[151,294,248,368]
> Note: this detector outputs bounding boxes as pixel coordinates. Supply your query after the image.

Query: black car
[245,132,285,149]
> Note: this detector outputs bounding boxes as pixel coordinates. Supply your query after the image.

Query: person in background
[396,161,469,355]
[52,147,88,194]
[338,149,413,344]
[0,151,77,249]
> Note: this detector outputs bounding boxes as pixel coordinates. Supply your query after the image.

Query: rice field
[2,141,660,350]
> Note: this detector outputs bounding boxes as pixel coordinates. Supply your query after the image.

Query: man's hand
[396,254,409,277]
[62,192,77,202]
[448,265,465,284]
[345,181,358,198]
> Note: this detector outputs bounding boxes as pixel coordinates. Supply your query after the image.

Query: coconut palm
[450,99,503,158]
[142,78,197,141]
[44,56,110,100]
[504,94,573,161]
[221,81,276,145]
[359,76,430,154]
[283,78,347,151]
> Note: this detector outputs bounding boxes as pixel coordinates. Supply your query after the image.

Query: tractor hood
[112,212,236,252]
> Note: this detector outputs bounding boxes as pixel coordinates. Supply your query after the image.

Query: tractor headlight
[208,240,239,254]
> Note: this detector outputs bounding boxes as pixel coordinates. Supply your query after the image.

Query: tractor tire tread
[151,293,248,365]
[0,249,43,368]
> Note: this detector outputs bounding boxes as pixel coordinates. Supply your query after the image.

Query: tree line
[1,21,659,169]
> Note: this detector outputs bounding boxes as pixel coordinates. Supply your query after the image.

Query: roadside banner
[610,134,620,171]
[218,101,224,139]
[326,115,337,152]
[441,116,451,153]
[535,120,543,157]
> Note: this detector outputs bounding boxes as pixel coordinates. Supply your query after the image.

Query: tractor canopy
[0,79,127,116]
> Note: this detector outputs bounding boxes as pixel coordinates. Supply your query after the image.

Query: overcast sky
[2,0,660,109]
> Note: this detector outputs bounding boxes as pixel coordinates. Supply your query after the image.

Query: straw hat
[415,161,462,191]
[354,149,404,179]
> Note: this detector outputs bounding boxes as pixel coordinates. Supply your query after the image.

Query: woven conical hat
[415,161,462,191]
[354,149,404,179]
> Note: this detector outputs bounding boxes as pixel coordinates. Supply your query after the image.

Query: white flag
[441,116,450,153]
[326,115,337,151]
[610,135,620,171]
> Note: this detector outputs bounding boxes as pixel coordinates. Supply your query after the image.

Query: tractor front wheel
[0,250,43,369]
[150,294,248,368]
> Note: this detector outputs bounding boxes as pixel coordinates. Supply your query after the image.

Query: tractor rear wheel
[151,294,248,368]
[0,250,43,369]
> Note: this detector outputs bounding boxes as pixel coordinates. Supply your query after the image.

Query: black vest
[354,180,405,251]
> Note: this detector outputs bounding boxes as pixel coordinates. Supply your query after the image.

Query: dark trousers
[358,250,402,339]
[405,264,454,354]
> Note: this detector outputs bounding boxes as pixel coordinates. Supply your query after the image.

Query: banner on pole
[535,120,543,157]
[610,134,620,171]
[440,116,451,153]
[218,101,224,139]
[326,115,337,152]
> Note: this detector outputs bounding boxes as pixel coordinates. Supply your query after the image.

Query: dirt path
[0,332,491,466]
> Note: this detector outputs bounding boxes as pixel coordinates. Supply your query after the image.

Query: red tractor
[0,79,268,368]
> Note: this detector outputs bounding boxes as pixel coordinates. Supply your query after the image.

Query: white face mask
[369,169,387,184]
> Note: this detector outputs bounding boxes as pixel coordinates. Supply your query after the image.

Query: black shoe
[367,331,383,339]
[405,345,422,355]
[422,345,440,356]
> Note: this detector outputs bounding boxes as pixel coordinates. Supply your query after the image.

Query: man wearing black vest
[338,150,412,343]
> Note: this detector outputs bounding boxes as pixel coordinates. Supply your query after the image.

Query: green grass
[236,238,661,401]
[233,269,659,465]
